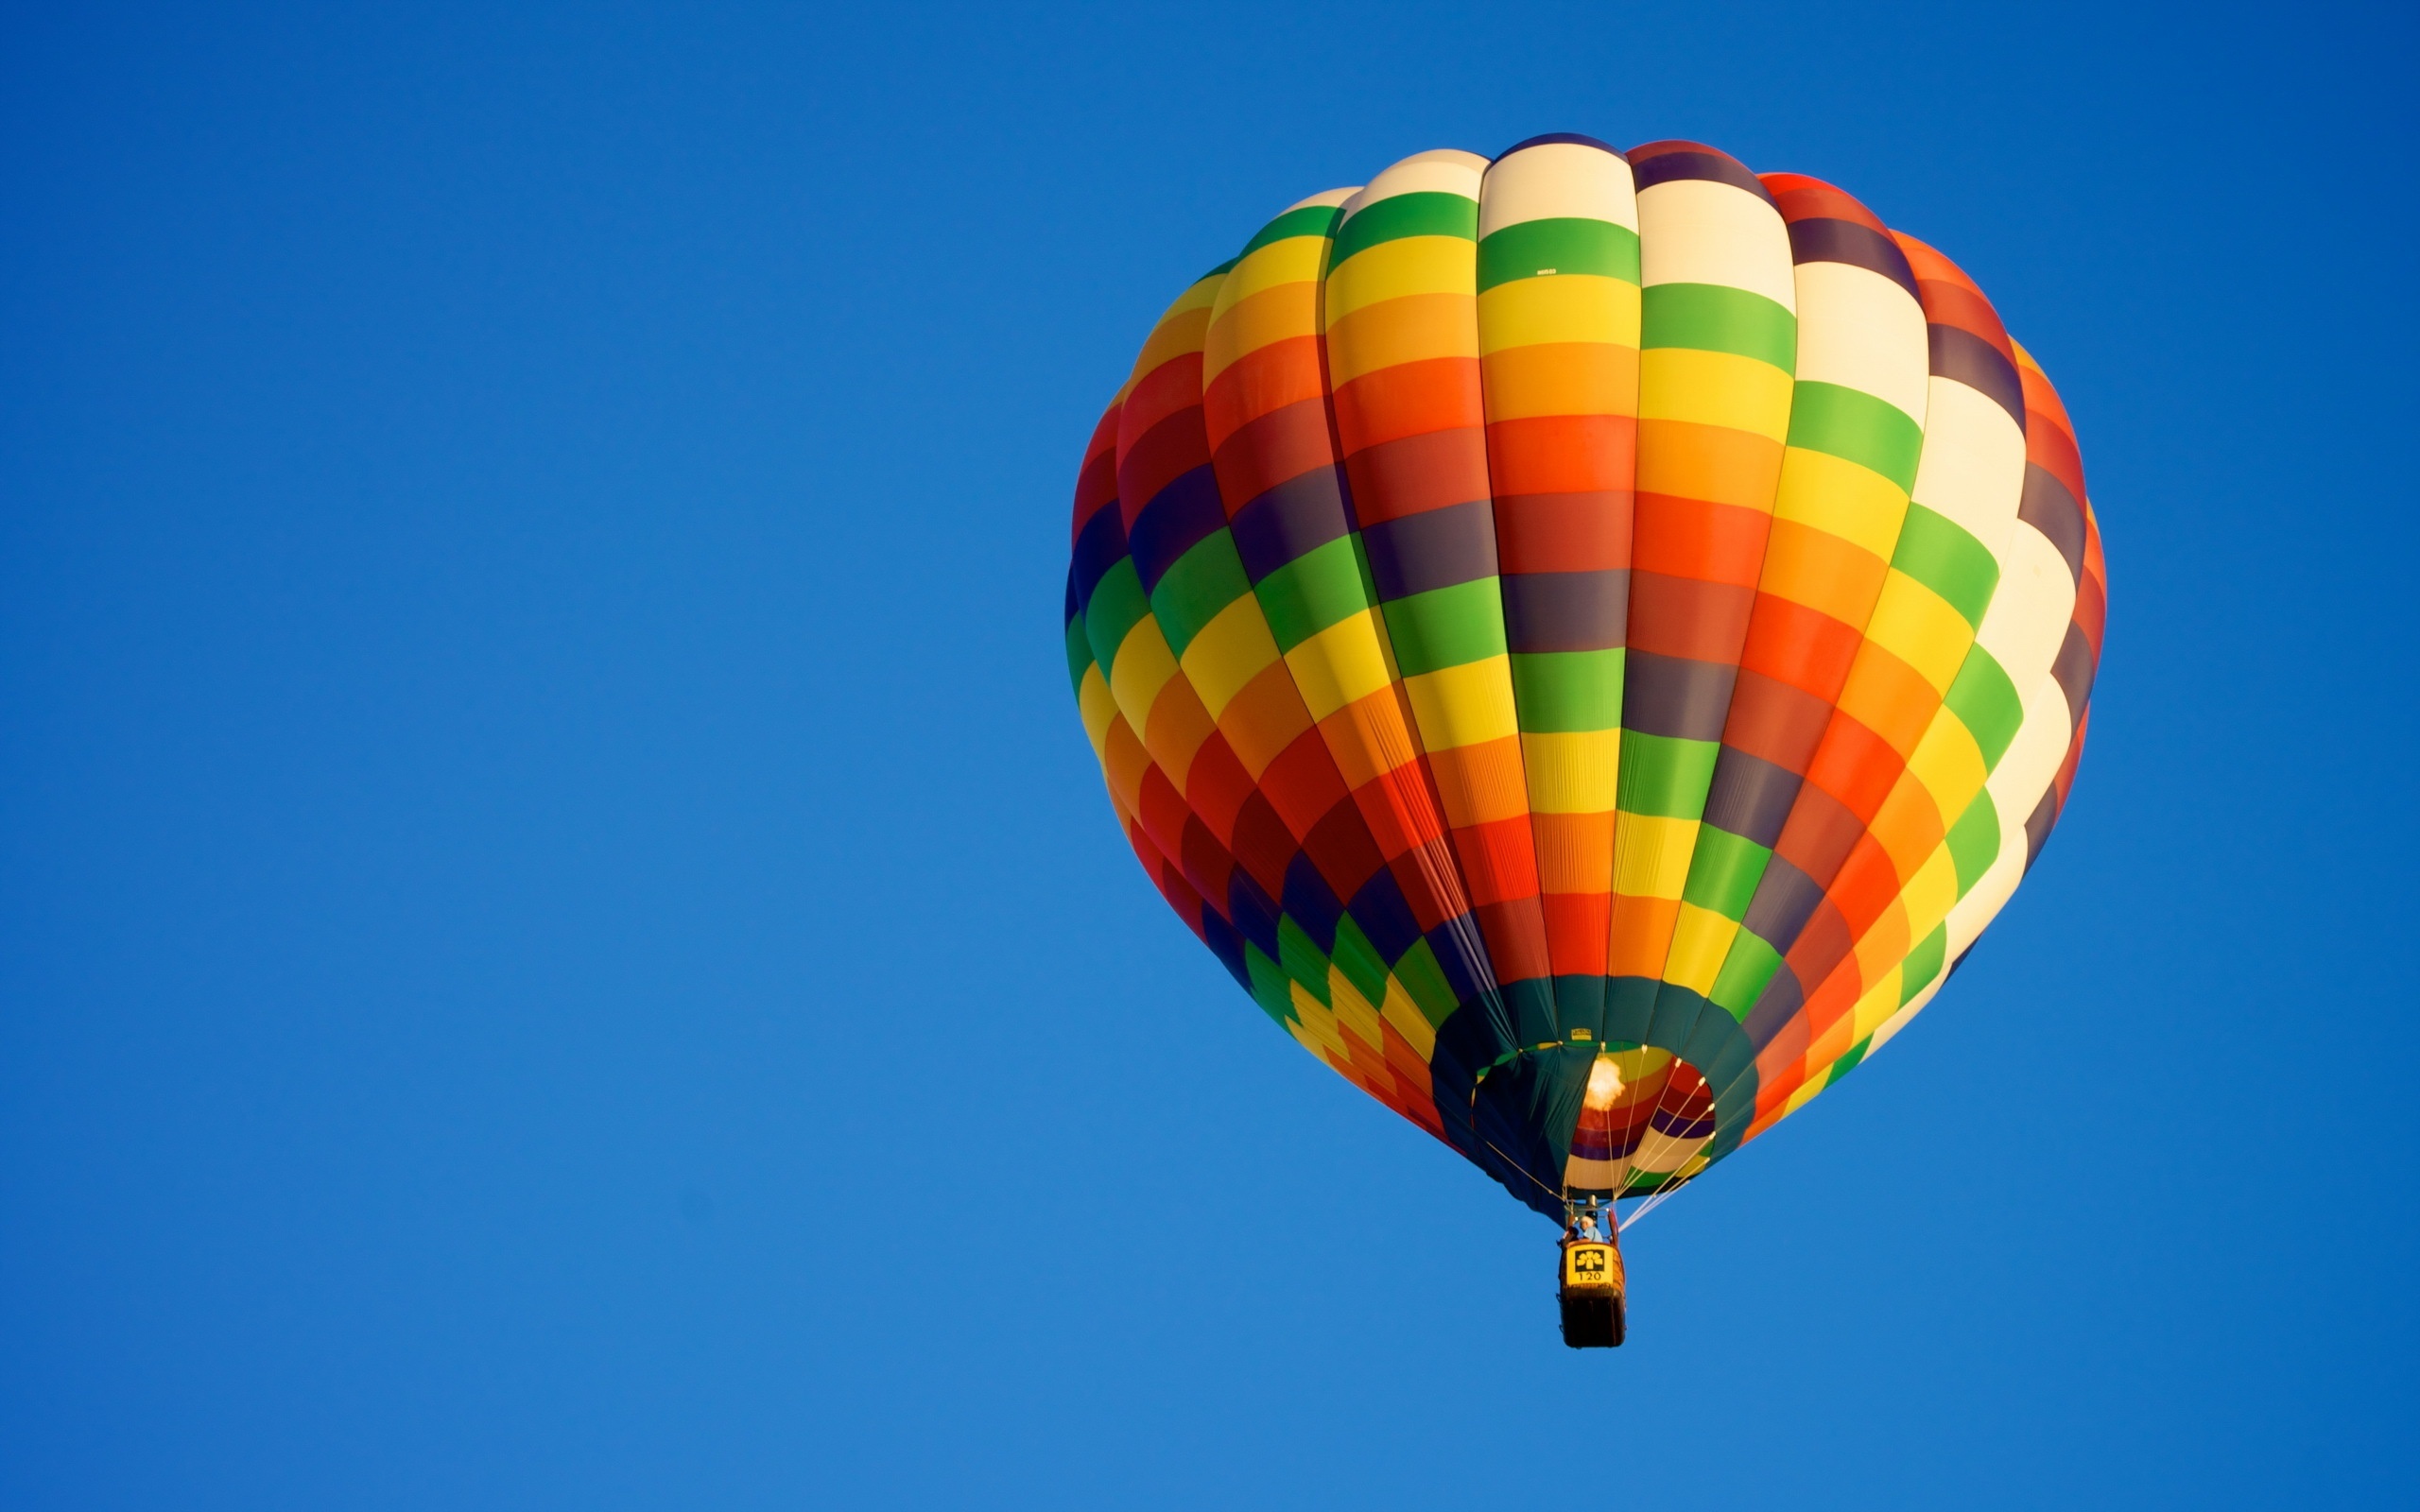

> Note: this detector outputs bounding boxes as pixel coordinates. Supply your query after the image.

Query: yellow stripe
[1322,235,1476,322]
[1401,656,1520,748]
[1379,976,1437,1060]
[1108,618,1178,727]
[1329,975,1385,1052]
[1664,902,1738,993]
[1519,730,1620,812]
[1285,610,1396,720]
[1849,969,1903,1041]
[1212,234,1329,316]
[1287,995,1346,1060]
[1860,575,1974,692]
[1078,665,1117,758]
[1613,814,1698,898]
[1177,596,1281,717]
[1771,447,1907,558]
[1904,716,1988,818]
[1476,274,1639,352]
[1637,347,1792,440]
[1898,846,1960,941]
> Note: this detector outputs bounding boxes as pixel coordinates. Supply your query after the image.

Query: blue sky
[4,3,2414,1507]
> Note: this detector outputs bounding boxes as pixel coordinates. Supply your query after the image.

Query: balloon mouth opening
[1563,1047,1717,1198]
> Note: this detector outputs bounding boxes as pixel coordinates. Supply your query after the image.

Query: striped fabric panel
[1651,174,1929,1050]
[2014,399,2106,880]
[1606,141,1798,1028]
[2015,341,2105,862]
[1819,554,2099,1110]
[1100,271,1444,1127]
[1323,150,1561,1054]
[1906,343,2100,974]
[1475,135,1642,1029]
[1066,137,2108,1215]
[1747,341,2101,1131]
[1704,233,2028,1112]
[1069,401,1251,976]
[1198,193,1482,1122]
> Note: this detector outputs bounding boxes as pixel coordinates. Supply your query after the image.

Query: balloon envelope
[1064,137,2105,1220]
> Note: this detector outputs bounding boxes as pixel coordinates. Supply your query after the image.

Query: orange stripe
[1332,356,1485,453]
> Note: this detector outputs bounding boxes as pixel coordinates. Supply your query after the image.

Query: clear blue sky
[4,3,2413,1507]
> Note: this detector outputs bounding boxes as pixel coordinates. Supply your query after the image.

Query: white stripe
[1635,179,1795,310]
[1792,262,1929,425]
[1339,149,1488,221]
[1478,142,1637,236]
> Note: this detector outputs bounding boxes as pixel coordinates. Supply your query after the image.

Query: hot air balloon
[1063,137,2105,1348]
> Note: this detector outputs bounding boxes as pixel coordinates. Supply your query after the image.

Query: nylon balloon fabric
[1063,137,2104,1222]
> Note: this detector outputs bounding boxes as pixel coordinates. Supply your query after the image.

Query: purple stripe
[1126,465,1225,593]
[1929,324,2028,429]
[2050,624,2097,730]
[1629,147,1774,206]
[1741,964,1805,1052]
[1498,131,1621,158]
[1622,652,1736,741]
[2021,784,2060,869]
[1500,569,1630,652]
[1786,217,1918,299]
[2018,462,2088,584]
[1700,749,1802,848]
[1739,857,1825,955]
[1228,467,1352,584]
[1070,504,1128,608]
[1363,497,1498,600]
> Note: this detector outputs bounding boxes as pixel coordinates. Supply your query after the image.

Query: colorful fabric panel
[1067,139,2104,1222]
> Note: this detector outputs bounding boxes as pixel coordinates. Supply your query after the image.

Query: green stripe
[1477,218,1640,292]
[1197,257,1239,284]
[1276,917,1332,1003]
[1784,382,1924,491]
[1890,505,1999,626]
[1709,931,1784,1021]
[1945,647,2024,767]
[1382,577,1507,677]
[1509,648,1624,730]
[1149,533,1252,659]
[1330,915,1392,1014]
[1082,559,1150,677]
[1328,191,1478,266]
[1900,926,1947,1003]
[1243,942,1298,1028]
[1616,731,1720,818]
[1946,794,2001,894]
[1829,1035,1873,1082]
[1237,205,1343,260]
[1640,282,1795,371]
[1064,614,1095,695]
[1392,938,1460,1029]
[1680,826,1772,919]
[1254,536,1372,650]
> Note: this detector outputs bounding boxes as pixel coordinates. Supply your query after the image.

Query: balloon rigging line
[1621,1184,1685,1232]
[1615,1053,1699,1231]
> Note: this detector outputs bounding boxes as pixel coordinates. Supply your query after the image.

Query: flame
[1583,1055,1624,1110]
